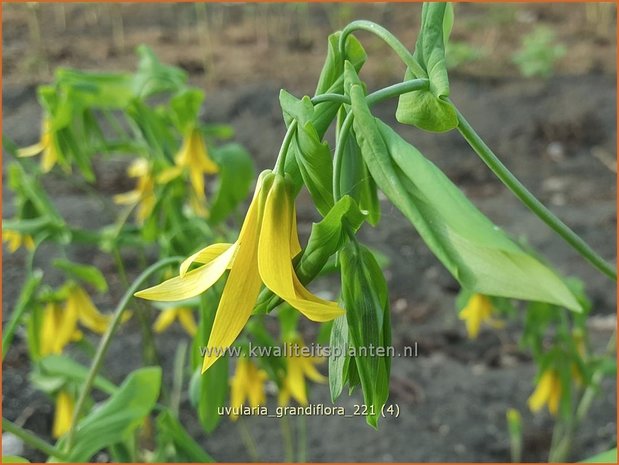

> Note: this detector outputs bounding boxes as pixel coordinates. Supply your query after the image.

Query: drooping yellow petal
[157,166,184,184]
[459,294,493,339]
[177,308,198,337]
[70,287,110,334]
[52,390,75,439]
[41,303,62,356]
[528,370,559,414]
[3,230,22,253]
[300,357,327,383]
[153,309,179,333]
[113,190,141,205]
[258,176,344,322]
[229,358,249,420]
[41,141,59,173]
[17,141,46,158]
[180,243,235,277]
[286,357,308,406]
[136,244,236,301]
[247,365,267,407]
[201,176,268,373]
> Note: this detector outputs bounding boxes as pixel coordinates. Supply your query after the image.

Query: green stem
[2,270,43,360]
[310,79,429,107]
[296,414,307,462]
[456,108,616,281]
[65,256,182,451]
[237,417,260,461]
[339,20,426,78]
[280,415,295,462]
[548,329,616,462]
[333,111,354,201]
[274,120,298,176]
[2,418,70,461]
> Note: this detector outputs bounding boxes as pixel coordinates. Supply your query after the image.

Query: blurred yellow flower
[159,127,218,216]
[114,159,156,224]
[459,293,504,339]
[3,230,35,253]
[52,390,75,438]
[136,171,344,373]
[152,307,197,337]
[279,342,326,406]
[40,285,117,356]
[528,369,562,415]
[229,357,267,420]
[17,117,60,172]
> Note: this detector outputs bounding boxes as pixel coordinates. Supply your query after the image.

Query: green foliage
[513,26,566,78]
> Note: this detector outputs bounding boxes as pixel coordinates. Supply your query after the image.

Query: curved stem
[333,111,354,201]
[310,79,429,108]
[339,20,425,78]
[65,256,182,451]
[2,417,70,461]
[274,119,298,176]
[456,108,616,281]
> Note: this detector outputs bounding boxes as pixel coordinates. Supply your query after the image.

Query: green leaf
[58,367,161,462]
[208,143,255,224]
[351,84,580,311]
[39,355,118,395]
[52,259,108,292]
[340,241,391,428]
[338,109,380,226]
[156,409,215,462]
[581,448,617,463]
[171,89,205,133]
[189,361,228,434]
[328,315,350,402]
[133,45,188,98]
[2,456,30,463]
[55,68,134,110]
[396,2,458,132]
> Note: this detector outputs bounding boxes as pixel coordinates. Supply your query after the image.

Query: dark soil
[2,3,617,462]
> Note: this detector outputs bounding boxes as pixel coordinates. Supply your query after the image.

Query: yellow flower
[229,357,267,421]
[2,229,35,253]
[528,369,562,415]
[40,285,115,356]
[159,127,218,216]
[152,307,197,337]
[278,341,326,406]
[52,390,75,438]
[113,159,156,224]
[459,293,503,339]
[17,117,60,172]
[136,171,344,373]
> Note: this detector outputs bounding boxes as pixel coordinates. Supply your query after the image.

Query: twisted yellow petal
[258,176,344,322]
[136,244,236,301]
[53,390,75,439]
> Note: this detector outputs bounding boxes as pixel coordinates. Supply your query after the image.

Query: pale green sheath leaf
[328,314,350,402]
[351,84,580,311]
[396,2,458,132]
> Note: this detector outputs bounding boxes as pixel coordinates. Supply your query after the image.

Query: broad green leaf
[208,143,255,224]
[581,448,617,463]
[58,367,161,462]
[396,2,458,132]
[316,32,367,96]
[351,84,580,311]
[55,68,134,110]
[52,259,108,292]
[340,241,390,428]
[156,409,215,462]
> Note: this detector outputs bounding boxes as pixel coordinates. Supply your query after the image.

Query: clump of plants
[3,3,615,463]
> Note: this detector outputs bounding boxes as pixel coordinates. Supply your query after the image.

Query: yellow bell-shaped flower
[52,389,75,439]
[459,293,504,339]
[2,230,35,253]
[114,158,156,224]
[229,357,267,420]
[528,369,562,416]
[136,171,344,373]
[278,340,326,406]
[152,307,198,337]
[18,117,60,172]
